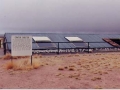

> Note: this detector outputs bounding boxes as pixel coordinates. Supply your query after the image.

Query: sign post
[11,35,32,64]
[31,55,32,65]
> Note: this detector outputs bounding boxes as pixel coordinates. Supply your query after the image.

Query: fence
[3,41,120,55]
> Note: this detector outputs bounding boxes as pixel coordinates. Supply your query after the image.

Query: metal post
[3,43,6,55]
[88,42,90,53]
[31,55,32,65]
[57,42,59,55]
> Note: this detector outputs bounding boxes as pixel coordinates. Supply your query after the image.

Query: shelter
[4,33,120,54]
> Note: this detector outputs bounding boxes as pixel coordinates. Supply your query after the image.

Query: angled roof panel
[33,36,51,42]
[5,33,120,50]
[72,42,88,48]
[65,37,83,42]
[37,42,56,49]
[65,36,88,48]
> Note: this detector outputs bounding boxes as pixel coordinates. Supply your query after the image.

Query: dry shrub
[75,77,81,80]
[82,73,86,75]
[6,61,15,69]
[101,58,105,60]
[107,69,112,71]
[93,72,98,74]
[69,67,75,71]
[58,67,64,70]
[5,59,41,71]
[73,73,80,77]
[39,55,42,58]
[33,54,38,58]
[74,53,80,56]
[46,63,49,65]
[16,56,29,59]
[12,59,31,70]
[88,61,92,63]
[77,62,81,65]
[69,65,75,67]
[103,71,108,74]
[55,55,57,57]
[68,54,72,57]
[2,53,29,60]
[64,66,68,69]
[32,60,41,69]
[95,86,102,89]
[68,73,80,78]
[56,73,61,76]
[98,71,103,75]
[2,53,12,60]
[68,75,73,78]
[91,77,101,81]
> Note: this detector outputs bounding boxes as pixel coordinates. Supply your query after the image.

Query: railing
[3,41,120,55]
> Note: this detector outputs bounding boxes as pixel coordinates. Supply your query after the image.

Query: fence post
[3,42,6,55]
[88,42,90,53]
[57,42,59,55]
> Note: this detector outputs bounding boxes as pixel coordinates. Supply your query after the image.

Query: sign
[11,35,32,56]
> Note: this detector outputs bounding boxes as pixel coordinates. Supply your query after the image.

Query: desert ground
[0,52,120,89]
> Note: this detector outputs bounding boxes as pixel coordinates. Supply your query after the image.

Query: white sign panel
[11,35,32,56]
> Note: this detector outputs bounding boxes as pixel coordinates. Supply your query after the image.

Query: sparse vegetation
[69,65,75,67]
[69,67,75,71]
[77,62,81,65]
[1,52,120,88]
[2,53,12,60]
[56,73,61,76]
[64,66,68,69]
[46,63,49,65]
[6,61,15,69]
[91,77,101,81]
[5,59,42,70]
[74,53,80,56]
[68,54,72,57]
[58,67,64,70]
[2,53,29,60]
[95,86,103,89]
[68,73,80,78]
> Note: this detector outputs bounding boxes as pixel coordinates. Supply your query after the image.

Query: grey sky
[0,0,120,34]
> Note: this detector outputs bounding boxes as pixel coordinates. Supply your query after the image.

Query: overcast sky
[0,0,120,34]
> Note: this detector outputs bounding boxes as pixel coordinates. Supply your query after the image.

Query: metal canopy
[5,33,118,50]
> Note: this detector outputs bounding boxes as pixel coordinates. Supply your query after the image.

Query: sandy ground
[0,52,120,89]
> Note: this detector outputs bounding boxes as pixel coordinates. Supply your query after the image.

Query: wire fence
[3,41,120,55]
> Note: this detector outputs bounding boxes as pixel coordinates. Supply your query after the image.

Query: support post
[31,55,32,65]
[88,42,90,53]
[3,43,6,55]
[57,42,59,55]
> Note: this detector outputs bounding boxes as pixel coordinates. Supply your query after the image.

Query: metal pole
[88,42,90,53]
[58,42,59,55]
[3,43,6,55]
[31,55,32,65]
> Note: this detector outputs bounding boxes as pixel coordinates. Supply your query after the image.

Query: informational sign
[11,35,32,56]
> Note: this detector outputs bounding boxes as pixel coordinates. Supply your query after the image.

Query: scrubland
[0,52,120,89]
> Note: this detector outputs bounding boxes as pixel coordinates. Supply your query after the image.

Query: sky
[0,0,120,34]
